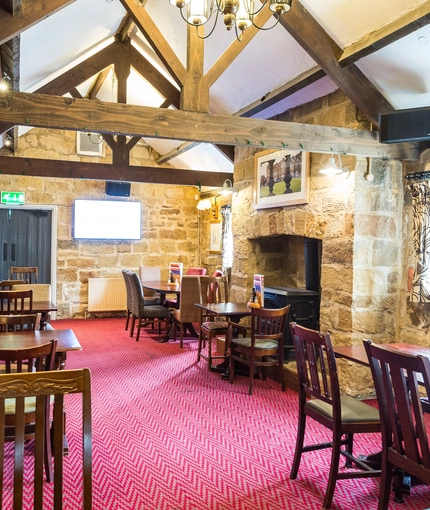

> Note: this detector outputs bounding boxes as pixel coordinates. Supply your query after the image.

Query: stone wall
[231,91,404,396]
[0,128,223,317]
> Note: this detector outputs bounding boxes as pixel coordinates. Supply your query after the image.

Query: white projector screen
[74,199,142,240]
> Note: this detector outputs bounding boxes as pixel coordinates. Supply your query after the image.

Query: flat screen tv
[74,199,142,240]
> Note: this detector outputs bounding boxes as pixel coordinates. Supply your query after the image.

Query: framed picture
[209,221,222,253]
[254,149,310,209]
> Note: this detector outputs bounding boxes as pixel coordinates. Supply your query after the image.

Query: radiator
[87,278,127,312]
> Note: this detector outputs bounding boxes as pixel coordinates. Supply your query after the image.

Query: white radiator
[88,278,127,312]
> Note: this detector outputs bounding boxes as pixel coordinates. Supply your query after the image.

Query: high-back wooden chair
[0,368,92,510]
[0,289,33,315]
[290,324,381,509]
[0,280,27,290]
[171,276,201,348]
[364,340,430,509]
[0,313,41,332]
[227,305,289,395]
[197,275,230,370]
[127,271,170,341]
[0,339,57,487]
[10,267,38,284]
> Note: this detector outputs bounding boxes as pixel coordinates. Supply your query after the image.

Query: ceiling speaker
[380,107,430,143]
[105,181,131,197]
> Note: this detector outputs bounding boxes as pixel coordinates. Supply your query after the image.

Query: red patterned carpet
[7,318,430,509]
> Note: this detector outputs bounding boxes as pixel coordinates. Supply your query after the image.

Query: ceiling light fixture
[169,0,292,41]
[320,154,350,178]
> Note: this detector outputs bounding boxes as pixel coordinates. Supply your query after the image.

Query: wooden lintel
[0,155,232,187]
[0,90,418,160]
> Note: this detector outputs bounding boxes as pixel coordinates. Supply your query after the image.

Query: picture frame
[209,221,222,253]
[254,149,310,209]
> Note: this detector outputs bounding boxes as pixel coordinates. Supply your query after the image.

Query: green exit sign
[1,191,25,205]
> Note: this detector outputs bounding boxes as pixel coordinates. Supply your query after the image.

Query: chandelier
[169,1,292,41]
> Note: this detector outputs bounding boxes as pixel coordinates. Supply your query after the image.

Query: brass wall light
[320,154,351,179]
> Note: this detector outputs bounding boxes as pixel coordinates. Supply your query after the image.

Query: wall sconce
[220,179,236,195]
[4,134,12,147]
[320,153,351,178]
[364,157,374,182]
[196,198,212,210]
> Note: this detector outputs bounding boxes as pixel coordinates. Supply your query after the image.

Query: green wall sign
[1,191,25,205]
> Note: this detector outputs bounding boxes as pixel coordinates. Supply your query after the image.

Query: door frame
[0,204,57,308]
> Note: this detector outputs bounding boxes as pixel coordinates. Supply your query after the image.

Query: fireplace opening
[249,235,321,360]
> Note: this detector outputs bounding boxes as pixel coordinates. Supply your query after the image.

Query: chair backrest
[211,269,223,277]
[10,266,38,284]
[0,313,41,332]
[0,280,27,290]
[290,323,341,420]
[122,269,133,310]
[252,306,289,339]
[128,271,145,316]
[363,340,430,484]
[178,276,201,322]
[200,275,229,305]
[186,268,207,276]
[0,338,57,373]
[0,289,33,315]
[139,266,161,298]
[11,284,51,301]
[0,368,92,509]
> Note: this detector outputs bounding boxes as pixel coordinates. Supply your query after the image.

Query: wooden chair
[364,340,430,509]
[197,275,230,370]
[0,280,27,290]
[127,271,170,341]
[227,305,289,395]
[139,266,161,305]
[10,266,38,284]
[122,269,133,332]
[11,284,52,329]
[290,324,381,509]
[0,313,41,332]
[171,276,201,348]
[0,368,92,509]
[0,289,33,315]
[0,339,57,486]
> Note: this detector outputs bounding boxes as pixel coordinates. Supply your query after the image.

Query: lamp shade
[187,0,210,25]
[319,156,343,176]
[269,0,292,15]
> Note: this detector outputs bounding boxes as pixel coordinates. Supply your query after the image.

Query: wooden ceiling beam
[204,6,274,88]
[156,141,200,165]
[236,66,326,118]
[87,66,112,100]
[340,1,430,66]
[0,0,76,46]
[130,46,180,108]
[0,155,231,187]
[278,1,393,127]
[0,90,418,159]
[118,0,188,86]
[35,42,116,96]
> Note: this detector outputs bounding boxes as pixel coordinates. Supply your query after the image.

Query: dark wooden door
[0,208,52,283]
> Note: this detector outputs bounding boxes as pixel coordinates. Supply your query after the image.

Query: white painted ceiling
[15,0,430,174]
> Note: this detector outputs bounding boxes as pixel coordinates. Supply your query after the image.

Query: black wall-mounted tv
[74,199,142,240]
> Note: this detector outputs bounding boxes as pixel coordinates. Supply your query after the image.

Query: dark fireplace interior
[249,235,322,360]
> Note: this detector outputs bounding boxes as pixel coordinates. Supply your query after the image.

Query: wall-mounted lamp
[364,157,374,182]
[196,198,212,210]
[320,153,351,178]
[219,178,236,195]
[4,134,12,147]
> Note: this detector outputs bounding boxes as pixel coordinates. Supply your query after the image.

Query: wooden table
[15,300,57,329]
